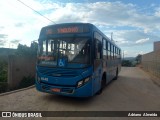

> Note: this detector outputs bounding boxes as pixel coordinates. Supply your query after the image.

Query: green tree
[136,54,142,64]
[16,44,31,56]
[0,60,8,82]
[122,60,132,67]
[16,42,38,56]
[30,41,38,56]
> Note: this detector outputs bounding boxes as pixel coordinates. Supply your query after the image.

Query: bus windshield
[38,37,91,68]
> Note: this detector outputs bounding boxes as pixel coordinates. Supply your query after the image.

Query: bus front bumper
[35,80,93,97]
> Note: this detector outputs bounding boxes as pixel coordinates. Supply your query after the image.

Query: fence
[8,55,36,89]
[141,49,160,78]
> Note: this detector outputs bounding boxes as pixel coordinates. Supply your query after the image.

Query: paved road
[0,67,160,120]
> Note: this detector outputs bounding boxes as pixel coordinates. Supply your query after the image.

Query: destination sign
[57,27,78,33]
[46,25,89,35]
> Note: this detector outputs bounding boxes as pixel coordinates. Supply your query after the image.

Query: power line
[16,0,56,24]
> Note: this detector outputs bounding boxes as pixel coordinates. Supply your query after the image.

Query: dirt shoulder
[138,65,160,87]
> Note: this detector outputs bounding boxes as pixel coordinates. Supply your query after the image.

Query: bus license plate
[51,88,60,92]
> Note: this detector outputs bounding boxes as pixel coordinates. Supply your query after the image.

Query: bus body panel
[92,63,102,94]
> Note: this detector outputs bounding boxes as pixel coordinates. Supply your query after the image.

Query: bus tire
[96,76,106,95]
[96,88,102,95]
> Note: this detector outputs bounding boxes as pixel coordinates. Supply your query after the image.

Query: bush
[0,60,8,82]
[18,76,35,89]
[0,82,8,93]
[122,60,132,67]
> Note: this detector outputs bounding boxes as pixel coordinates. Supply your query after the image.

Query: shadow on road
[39,79,120,106]
[40,93,97,107]
[37,75,131,107]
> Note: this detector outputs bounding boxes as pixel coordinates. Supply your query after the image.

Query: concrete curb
[0,85,35,96]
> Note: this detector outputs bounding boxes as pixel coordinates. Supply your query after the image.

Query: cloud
[155,7,160,17]
[43,1,160,33]
[0,26,5,30]
[0,0,50,47]
[0,34,8,39]
[0,34,8,47]
[47,2,136,25]
[15,23,25,27]
[0,0,160,52]
[105,29,160,47]
[0,40,6,47]
[135,38,149,44]
[10,39,21,44]
[136,51,144,55]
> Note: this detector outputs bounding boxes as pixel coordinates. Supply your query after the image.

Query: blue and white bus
[35,23,121,97]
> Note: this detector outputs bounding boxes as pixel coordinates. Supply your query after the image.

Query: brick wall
[141,50,160,78]
[154,41,160,51]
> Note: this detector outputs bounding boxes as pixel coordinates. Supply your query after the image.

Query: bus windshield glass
[38,38,91,68]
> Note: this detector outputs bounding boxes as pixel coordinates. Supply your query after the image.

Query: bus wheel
[113,68,118,80]
[96,76,106,95]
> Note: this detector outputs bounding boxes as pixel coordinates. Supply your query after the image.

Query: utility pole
[123,50,124,60]
[111,32,113,41]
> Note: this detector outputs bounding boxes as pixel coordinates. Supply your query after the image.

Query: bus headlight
[77,80,83,88]
[84,77,90,83]
[77,77,90,88]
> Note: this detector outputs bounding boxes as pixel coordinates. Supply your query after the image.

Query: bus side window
[119,50,121,59]
[110,44,112,59]
[95,39,102,59]
[107,42,110,60]
[103,39,106,49]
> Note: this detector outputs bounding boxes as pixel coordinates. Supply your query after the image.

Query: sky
[0,0,160,57]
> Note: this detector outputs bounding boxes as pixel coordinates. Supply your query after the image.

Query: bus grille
[38,67,79,77]
[61,88,74,93]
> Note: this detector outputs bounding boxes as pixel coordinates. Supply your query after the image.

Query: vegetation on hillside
[122,54,142,67]
[16,42,38,56]
[0,60,8,93]
[0,60,8,82]
[0,42,38,93]
[18,76,35,89]
[135,54,142,64]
